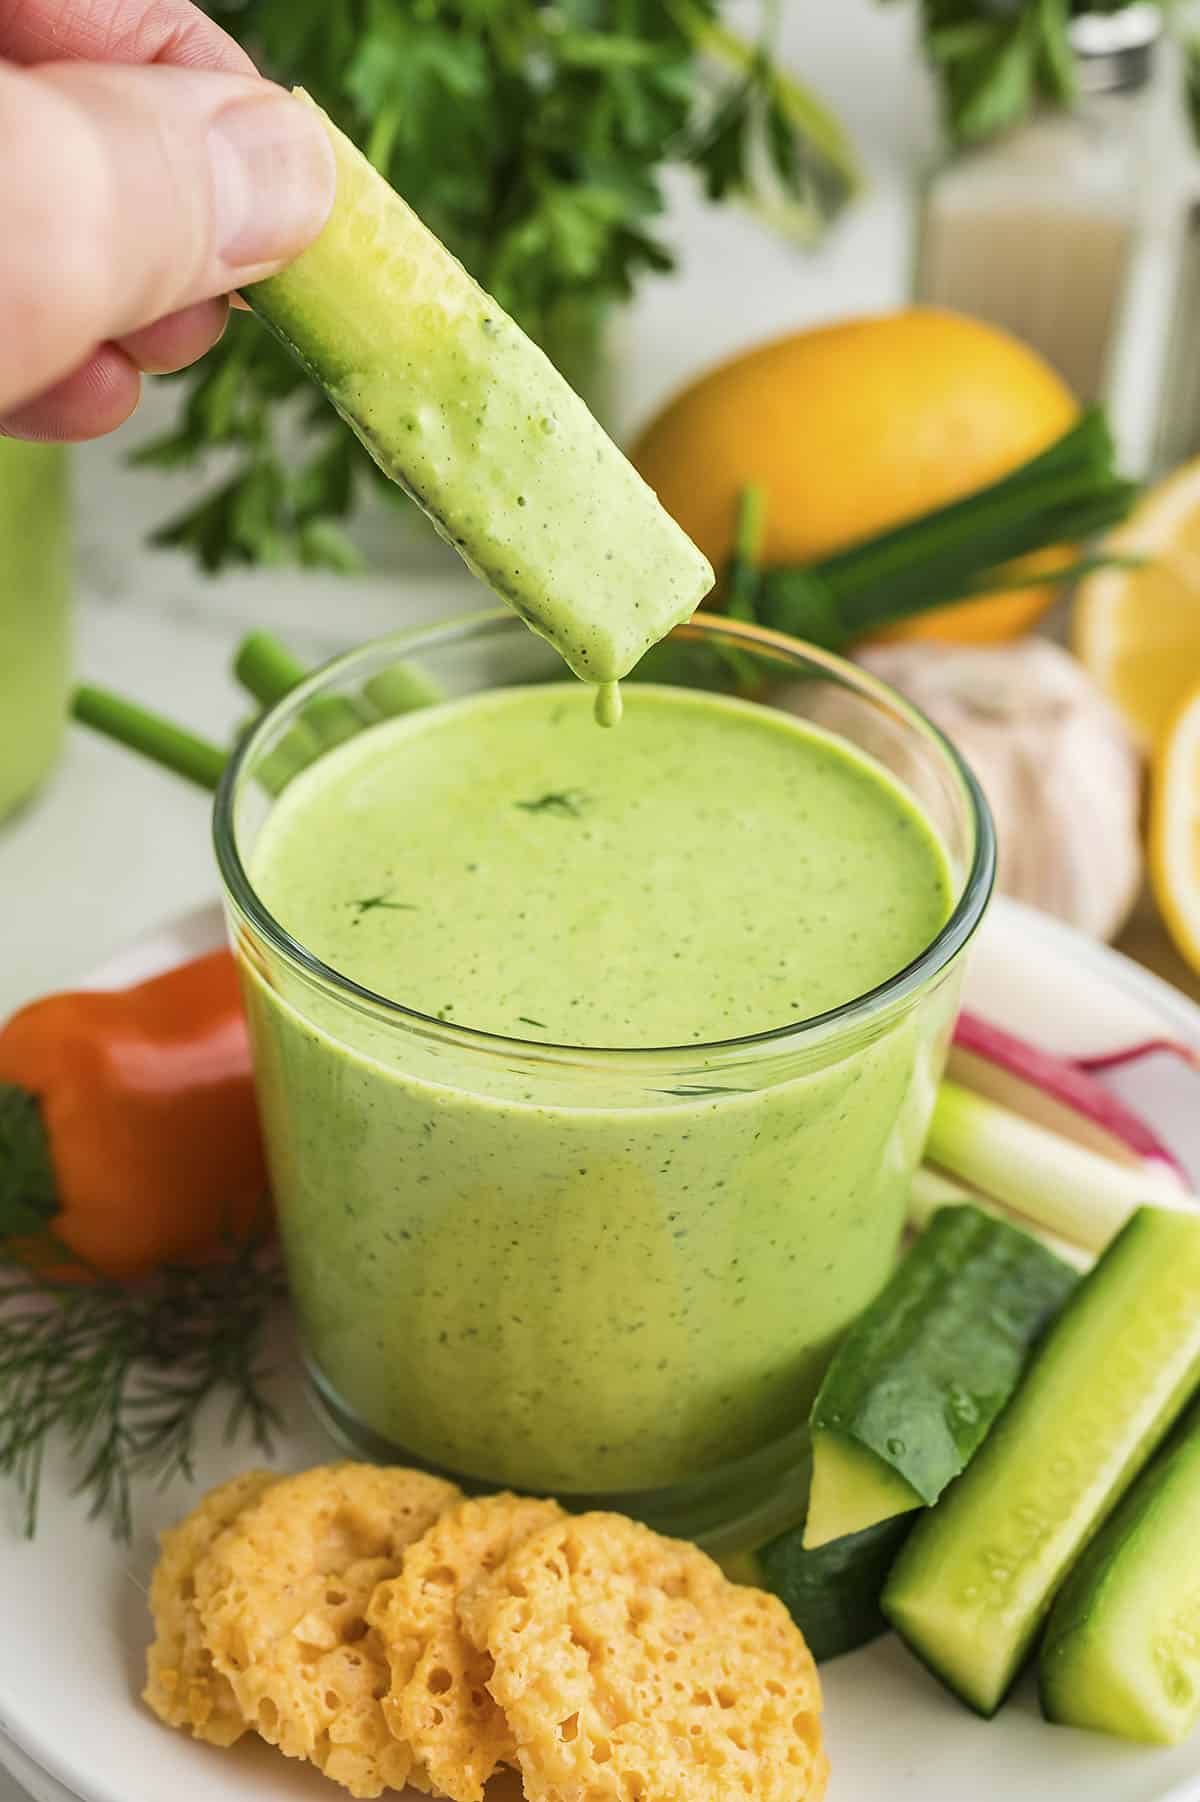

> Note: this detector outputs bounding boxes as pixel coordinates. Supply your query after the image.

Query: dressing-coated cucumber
[248,94,713,688]
[883,1206,1200,1716]
[1040,1402,1200,1743]
[805,1205,1076,1548]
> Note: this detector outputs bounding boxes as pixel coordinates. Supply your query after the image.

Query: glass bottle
[0,439,71,821]
[914,5,1161,405]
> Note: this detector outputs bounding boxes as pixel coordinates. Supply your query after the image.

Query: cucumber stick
[721,1439,915,1664]
[1040,1404,1200,1743]
[740,1512,914,1664]
[806,1205,1076,1548]
[248,94,713,689]
[883,1206,1200,1716]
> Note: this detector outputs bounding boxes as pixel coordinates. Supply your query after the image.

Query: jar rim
[213,610,996,1073]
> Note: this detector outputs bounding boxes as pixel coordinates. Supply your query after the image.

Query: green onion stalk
[748,410,1139,648]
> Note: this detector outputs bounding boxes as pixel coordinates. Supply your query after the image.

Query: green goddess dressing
[243,682,954,1497]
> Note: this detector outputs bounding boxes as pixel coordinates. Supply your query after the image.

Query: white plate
[3,896,1200,1802]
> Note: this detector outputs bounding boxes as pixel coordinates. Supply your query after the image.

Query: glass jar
[215,614,995,1552]
[914,5,1161,404]
[0,440,71,821]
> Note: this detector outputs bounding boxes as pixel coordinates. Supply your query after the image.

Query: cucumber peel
[806,1205,1076,1548]
[884,1206,1200,1716]
[1040,1402,1200,1743]
[720,1441,915,1664]
[748,1512,914,1664]
[247,94,713,689]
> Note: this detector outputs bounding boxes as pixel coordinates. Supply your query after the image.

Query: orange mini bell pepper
[0,949,269,1281]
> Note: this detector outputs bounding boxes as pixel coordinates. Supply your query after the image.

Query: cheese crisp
[459,1510,829,1802]
[146,1465,829,1801]
[368,1493,563,1802]
[194,1463,460,1797]
[143,1470,279,1746]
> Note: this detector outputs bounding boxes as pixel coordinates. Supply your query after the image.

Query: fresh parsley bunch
[137,1,859,574]
[906,0,1182,146]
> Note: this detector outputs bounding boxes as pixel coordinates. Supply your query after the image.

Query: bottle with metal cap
[914,5,1162,404]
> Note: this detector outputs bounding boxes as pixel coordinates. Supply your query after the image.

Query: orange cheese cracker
[460,1510,828,1802]
[369,1493,563,1802]
[143,1469,278,1746]
[195,1462,460,1797]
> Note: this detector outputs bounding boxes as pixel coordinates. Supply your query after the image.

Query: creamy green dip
[242,682,956,1501]
[0,441,69,821]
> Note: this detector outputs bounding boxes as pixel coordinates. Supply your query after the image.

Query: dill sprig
[0,1240,287,1541]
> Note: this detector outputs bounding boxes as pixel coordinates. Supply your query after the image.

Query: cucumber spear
[245,93,714,707]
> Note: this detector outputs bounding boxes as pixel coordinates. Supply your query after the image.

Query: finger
[0,0,254,72]
[0,62,335,413]
[117,297,229,373]
[0,343,141,441]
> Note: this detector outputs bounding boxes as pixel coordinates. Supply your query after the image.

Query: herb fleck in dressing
[245,682,956,1495]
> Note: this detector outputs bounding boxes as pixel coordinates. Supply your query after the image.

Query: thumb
[0,61,335,412]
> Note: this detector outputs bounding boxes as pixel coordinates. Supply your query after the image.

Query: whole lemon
[631,308,1079,643]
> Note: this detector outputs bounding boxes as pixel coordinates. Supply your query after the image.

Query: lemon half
[1151,682,1200,975]
[1074,459,1200,750]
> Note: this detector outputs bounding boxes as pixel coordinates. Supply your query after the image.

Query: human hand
[0,0,335,440]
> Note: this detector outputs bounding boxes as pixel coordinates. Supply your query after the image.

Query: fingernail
[208,92,335,270]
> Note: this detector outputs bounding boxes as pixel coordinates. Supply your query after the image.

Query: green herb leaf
[147,3,859,571]
[516,789,588,817]
[0,1085,59,1240]
[907,0,1160,146]
[0,1240,286,1539]
[1186,36,1200,144]
[1035,0,1077,104]
[654,1084,747,1096]
[951,16,1036,144]
[349,894,418,916]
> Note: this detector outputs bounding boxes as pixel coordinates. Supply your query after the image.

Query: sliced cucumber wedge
[722,1440,914,1663]
[743,1512,914,1664]
[1040,1402,1200,1743]
[805,1435,921,1550]
[806,1205,1076,1548]
[883,1206,1200,1716]
[247,94,713,688]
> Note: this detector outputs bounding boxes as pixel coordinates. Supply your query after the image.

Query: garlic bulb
[853,639,1143,941]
